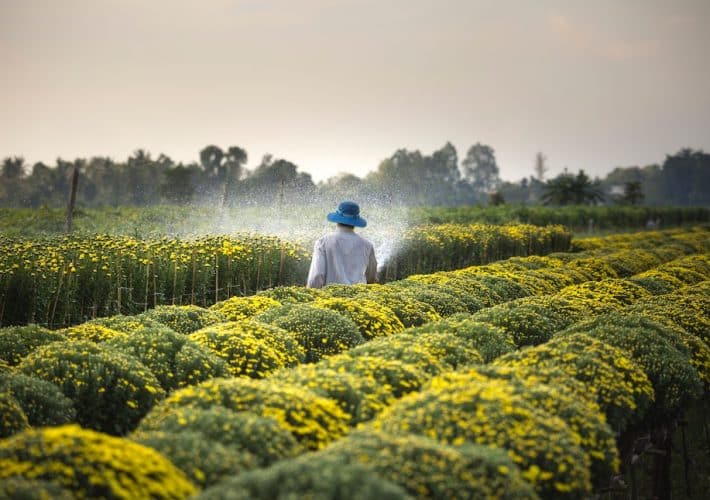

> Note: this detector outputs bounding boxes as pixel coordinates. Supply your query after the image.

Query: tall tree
[534,152,548,181]
[461,143,500,193]
[619,181,644,205]
[542,169,604,206]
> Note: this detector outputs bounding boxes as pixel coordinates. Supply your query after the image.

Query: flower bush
[0,425,196,499]
[153,377,350,450]
[187,322,300,378]
[59,323,127,342]
[0,391,28,438]
[134,404,301,466]
[655,264,707,284]
[373,373,592,498]
[629,270,684,295]
[311,297,405,340]
[132,430,258,488]
[400,279,486,313]
[409,272,503,308]
[557,279,651,310]
[138,304,227,334]
[354,331,483,370]
[274,364,392,425]
[256,285,323,303]
[18,340,164,435]
[0,325,65,366]
[320,353,431,400]
[558,318,703,419]
[255,304,364,363]
[107,325,228,391]
[197,452,410,500]
[319,428,539,500]
[629,288,710,344]
[471,365,619,488]
[471,296,583,347]
[409,314,516,362]
[387,281,469,317]
[210,294,282,321]
[352,285,441,328]
[495,333,654,432]
[0,372,76,427]
[85,314,165,333]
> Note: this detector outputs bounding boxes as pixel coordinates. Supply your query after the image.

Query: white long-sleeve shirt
[306,225,377,288]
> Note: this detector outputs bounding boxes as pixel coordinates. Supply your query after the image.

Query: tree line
[1,144,708,208]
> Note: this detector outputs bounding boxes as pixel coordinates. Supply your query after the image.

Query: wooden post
[65,164,79,233]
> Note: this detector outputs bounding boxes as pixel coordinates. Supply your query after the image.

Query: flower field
[0,223,570,327]
[0,225,708,499]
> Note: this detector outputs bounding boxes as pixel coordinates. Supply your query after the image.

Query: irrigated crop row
[0,223,570,328]
[0,227,707,499]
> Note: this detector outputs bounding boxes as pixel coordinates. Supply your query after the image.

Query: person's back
[306,201,377,289]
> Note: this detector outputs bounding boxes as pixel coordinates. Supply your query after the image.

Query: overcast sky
[2,0,709,182]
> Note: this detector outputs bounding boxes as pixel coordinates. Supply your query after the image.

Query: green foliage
[256,304,364,363]
[311,297,405,340]
[387,281,469,316]
[197,452,410,500]
[0,477,74,500]
[132,430,258,488]
[0,392,29,438]
[0,372,76,427]
[210,295,282,321]
[18,340,165,435]
[409,314,516,362]
[134,405,301,466]
[86,314,166,333]
[343,284,441,328]
[0,425,196,499]
[153,377,350,450]
[321,429,538,500]
[629,270,684,295]
[0,325,65,366]
[107,326,228,391]
[138,304,227,334]
[59,322,127,342]
[629,286,710,343]
[256,286,324,303]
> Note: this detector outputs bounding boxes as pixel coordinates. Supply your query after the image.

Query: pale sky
[2,0,709,182]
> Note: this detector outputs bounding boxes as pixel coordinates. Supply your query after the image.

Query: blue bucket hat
[327,201,367,228]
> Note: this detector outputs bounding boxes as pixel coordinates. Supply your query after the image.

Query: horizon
[2,0,709,183]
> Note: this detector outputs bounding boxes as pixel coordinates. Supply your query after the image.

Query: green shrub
[410,272,503,307]
[256,285,324,303]
[138,304,227,334]
[353,331,482,370]
[0,392,28,438]
[274,364,392,425]
[495,333,654,433]
[311,297,405,340]
[107,326,228,391]
[153,377,350,450]
[197,452,410,500]
[558,318,703,419]
[629,270,684,295]
[0,373,76,426]
[256,304,364,363]
[0,477,74,500]
[135,405,301,465]
[0,425,196,499]
[468,274,532,301]
[320,429,538,500]
[85,314,166,333]
[409,314,516,362]
[629,290,710,344]
[132,430,258,488]
[189,321,304,378]
[472,295,582,347]
[655,264,707,284]
[0,325,65,366]
[210,295,282,321]
[18,340,165,435]
[387,281,469,317]
[373,373,592,498]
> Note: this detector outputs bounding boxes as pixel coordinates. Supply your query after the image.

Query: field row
[0,223,570,327]
[0,227,708,498]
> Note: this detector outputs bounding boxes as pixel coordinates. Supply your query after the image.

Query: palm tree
[542,169,604,205]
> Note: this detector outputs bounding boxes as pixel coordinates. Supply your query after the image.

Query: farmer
[306,200,377,288]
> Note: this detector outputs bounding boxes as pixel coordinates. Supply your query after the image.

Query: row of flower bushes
[0,228,708,498]
[0,223,571,328]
